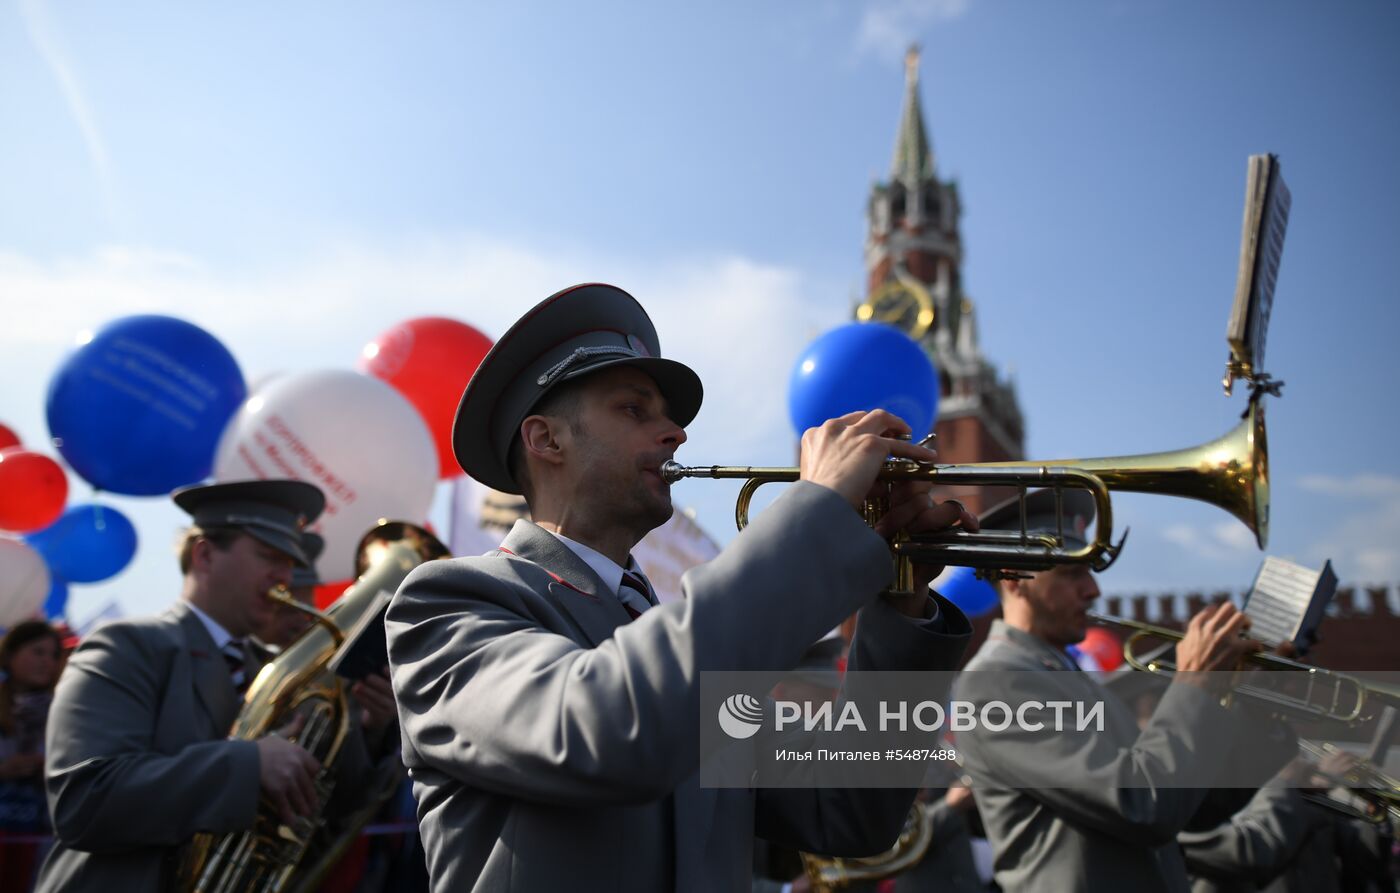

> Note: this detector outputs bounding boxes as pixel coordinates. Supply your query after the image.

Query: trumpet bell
[661,397,1270,574]
[978,398,1269,549]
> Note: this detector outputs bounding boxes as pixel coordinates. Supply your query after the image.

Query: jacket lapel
[172,603,240,733]
[499,520,633,647]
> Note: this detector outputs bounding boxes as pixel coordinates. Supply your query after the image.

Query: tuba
[180,523,447,893]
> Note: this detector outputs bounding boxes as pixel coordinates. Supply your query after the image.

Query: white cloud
[1299,473,1400,499]
[0,234,850,617]
[0,235,846,576]
[1149,473,1400,589]
[1296,473,1400,583]
[0,236,834,414]
[1354,548,1398,581]
[1160,520,1260,563]
[857,0,972,62]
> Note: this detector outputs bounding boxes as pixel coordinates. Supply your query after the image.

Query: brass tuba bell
[179,522,449,893]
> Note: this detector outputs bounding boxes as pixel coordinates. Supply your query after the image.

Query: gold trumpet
[1087,612,1400,725]
[1297,740,1400,825]
[661,399,1268,591]
[801,751,971,891]
[800,801,937,892]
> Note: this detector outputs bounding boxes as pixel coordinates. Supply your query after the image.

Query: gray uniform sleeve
[388,482,894,808]
[45,623,260,852]
[752,595,971,857]
[1179,781,1328,882]
[957,672,1237,846]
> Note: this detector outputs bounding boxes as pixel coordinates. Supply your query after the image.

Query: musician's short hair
[176,526,245,575]
[508,378,588,505]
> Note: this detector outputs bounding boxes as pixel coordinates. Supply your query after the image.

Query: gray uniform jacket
[1179,780,1334,893]
[36,602,262,892]
[386,481,972,893]
[953,620,1237,893]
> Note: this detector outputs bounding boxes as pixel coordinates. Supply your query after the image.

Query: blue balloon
[46,315,246,495]
[788,323,939,439]
[27,504,138,584]
[43,577,69,620]
[936,566,999,618]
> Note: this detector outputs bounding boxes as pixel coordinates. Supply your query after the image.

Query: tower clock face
[856,279,935,339]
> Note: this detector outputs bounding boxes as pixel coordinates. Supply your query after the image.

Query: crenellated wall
[1096,585,1400,671]
[963,584,1400,672]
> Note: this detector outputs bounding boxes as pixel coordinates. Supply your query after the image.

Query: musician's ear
[189,537,215,574]
[520,415,566,468]
[998,572,1027,601]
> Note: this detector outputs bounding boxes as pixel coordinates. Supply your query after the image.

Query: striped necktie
[223,639,251,695]
[618,569,656,621]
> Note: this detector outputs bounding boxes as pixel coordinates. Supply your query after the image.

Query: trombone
[662,399,1268,595]
[1086,611,1400,726]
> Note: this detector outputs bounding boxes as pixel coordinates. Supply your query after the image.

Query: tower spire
[891,45,934,185]
[862,45,1025,490]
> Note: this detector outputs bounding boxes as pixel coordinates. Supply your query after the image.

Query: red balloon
[313,579,353,611]
[0,424,19,451]
[0,447,68,531]
[1076,627,1124,671]
[0,448,69,532]
[359,317,494,479]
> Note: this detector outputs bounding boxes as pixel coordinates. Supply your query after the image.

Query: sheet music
[1248,167,1290,372]
[1225,154,1290,394]
[1245,556,1318,645]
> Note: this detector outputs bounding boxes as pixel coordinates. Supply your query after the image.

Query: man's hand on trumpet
[876,478,979,615]
[798,408,937,508]
[798,409,977,617]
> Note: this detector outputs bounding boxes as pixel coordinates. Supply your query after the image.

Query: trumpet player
[386,283,979,893]
[951,488,1275,893]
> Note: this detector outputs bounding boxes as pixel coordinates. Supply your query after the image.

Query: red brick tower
[857,47,1024,513]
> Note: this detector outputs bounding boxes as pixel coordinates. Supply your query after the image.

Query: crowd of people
[2,283,1396,891]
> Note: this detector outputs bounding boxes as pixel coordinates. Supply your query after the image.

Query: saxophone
[180,526,444,893]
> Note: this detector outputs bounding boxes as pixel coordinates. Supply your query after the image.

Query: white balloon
[215,370,438,582]
[0,538,51,628]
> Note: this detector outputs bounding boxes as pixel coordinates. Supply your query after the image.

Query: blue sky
[2,0,1397,622]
